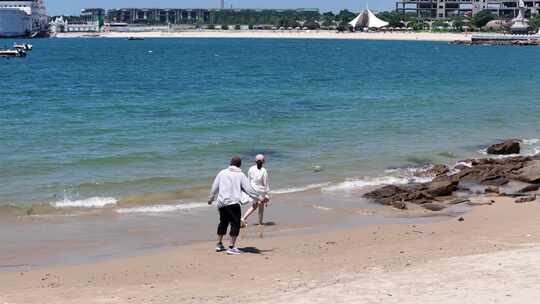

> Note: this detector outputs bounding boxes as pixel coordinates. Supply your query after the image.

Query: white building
[0,0,48,37]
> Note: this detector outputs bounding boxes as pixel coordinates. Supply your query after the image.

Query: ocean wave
[116,202,208,214]
[51,197,118,208]
[322,175,432,193]
[271,182,331,195]
[522,138,539,145]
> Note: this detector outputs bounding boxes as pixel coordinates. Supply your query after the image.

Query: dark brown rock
[449,198,470,205]
[486,140,520,155]
[426,179,458,197]
[422,203,447,211]
[424,164,450,177]
[363,185,411,206]
[515,196,536,203]
[517,184,540,193]
[485,186,499,194]
[392,201,407,210]
[516,160,540,183]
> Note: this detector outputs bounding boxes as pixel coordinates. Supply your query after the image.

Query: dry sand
[1,196,540,303]
[56,30,471,42]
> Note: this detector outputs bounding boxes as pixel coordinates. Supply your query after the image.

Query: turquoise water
[1,38,540,208]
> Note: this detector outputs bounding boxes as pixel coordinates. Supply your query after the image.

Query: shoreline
[55,30,472,42]
[1,196,539,303]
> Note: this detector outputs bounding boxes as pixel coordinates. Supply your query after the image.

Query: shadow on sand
[238,247,274,254]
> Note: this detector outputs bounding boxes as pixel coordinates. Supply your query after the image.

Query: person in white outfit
[241,154,270,227]
[208,156,263,255]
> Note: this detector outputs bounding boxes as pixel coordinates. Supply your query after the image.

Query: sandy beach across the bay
[1,196,540,304]
[55,30,471,42]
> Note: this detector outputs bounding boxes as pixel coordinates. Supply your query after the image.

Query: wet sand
[56,30,471,42]
[1,196,539,303]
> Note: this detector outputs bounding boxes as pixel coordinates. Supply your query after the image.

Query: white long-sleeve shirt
[247,165,270,196]
[209,166,260,209]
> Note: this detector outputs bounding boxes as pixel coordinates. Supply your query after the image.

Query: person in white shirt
[241,154,270,227]
[208,156,263,255]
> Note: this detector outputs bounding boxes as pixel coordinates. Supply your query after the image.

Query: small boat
[0,49,27,58]
[127,37,144,41]
[13,43,33,51]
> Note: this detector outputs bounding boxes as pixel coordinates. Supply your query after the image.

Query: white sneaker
[216,243,226,252]
[226,247,242,255]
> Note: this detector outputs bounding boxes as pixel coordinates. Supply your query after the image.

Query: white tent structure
[348,9,389,30]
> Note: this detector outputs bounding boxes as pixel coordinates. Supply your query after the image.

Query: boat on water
[0,48,27,57]
[127,37,144,41]
[13,43,32,51]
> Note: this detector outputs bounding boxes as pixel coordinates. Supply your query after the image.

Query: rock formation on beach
[364,140,540,210]
[486,139,520,155]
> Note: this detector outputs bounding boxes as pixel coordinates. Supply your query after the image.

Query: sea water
[2,38,540,211]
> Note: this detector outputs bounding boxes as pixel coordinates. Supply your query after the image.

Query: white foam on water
[51,197,118,208]
[116,202,208,214]
[523,138,539,145]
[271,182,331,194]
[454,161,472,168]
[322,175,432,193]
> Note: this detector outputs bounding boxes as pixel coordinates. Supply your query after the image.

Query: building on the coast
[395,0,540,19]
[80,8,105,22]
[89,7,319,27]
[0,0,48,37]
[106,8,211,25]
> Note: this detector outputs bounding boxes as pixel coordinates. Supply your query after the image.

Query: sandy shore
[1,196,539,303]
[55,30,471,42]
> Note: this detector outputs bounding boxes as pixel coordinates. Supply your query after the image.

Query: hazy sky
[47,1,396,15]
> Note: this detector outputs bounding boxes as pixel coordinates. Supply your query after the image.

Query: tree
[336,21,349,32]
[377,11,406,28]
[234,24,241,30]
[221,24,229,30]
[207,24,216,30]
[336,9,356,23]
[321,11,336,28]
[304,19,320,30]
[407,20,427,31]
[432,20,449,29]
[472,10,495,28]
[529,14,540,32]
[451,17,465,31]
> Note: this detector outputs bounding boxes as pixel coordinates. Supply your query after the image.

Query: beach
[1,196,540,303]
[55,30,471,42]
[2,36,540,303]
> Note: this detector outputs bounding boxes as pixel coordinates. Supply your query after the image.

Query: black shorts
[217,204,241,237]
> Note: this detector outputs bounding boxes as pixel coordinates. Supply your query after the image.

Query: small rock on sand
[515,196,536,204]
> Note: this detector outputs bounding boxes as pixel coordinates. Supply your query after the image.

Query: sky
[46,1,396,16]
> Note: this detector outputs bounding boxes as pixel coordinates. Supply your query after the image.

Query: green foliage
[321,11,336,28]
[377,11,408,28]
[336,21,349,32]
[432,20,449,28]
[98,16,105,27]
[472,10,495,28]
[279,18,301,28]
[529,14,540,32]
[221,24,229,30]
[451,17,465,31]
[234,24,241,30]
[207,24,216,29]
[209,9,319,26]
[304,19,320,30]
[407,20,428,31]
[336,10,356,23]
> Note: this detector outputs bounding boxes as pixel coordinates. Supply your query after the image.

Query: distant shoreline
[55,30,472,42]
